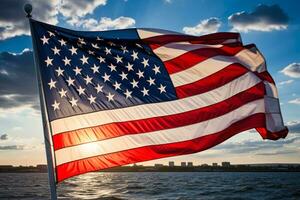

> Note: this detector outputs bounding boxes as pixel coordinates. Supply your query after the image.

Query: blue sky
[0,0,300,166]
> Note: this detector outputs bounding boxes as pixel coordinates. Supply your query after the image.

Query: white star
[62,56,71,66]
[153,65,161,74]
[106,92,115,102]
[124,89,132,99]
[52,100,60,111]
[95,84,104,93]
[40,35,49,45]
[147,77,156,86]
[108,63,117,72]
[58,88,67,98]
[69,97,78,107]
[102,73,110,82]
[73,66,82,75]
[45,56,53,67]
[113,81,121,90]
[91,43,100,49]
[77,86,86,95]
[141,58,149,68]
[97,56,105,63]
[48,79,56,89]
[119,71,128,80]
[69,46,78,55]
[158,84,166,93]
[105,47,112,55]
[55,67,64,76]
[114,55,123,63]
[58,38,66,46]
[88,50,95,55]
[78,37,86,45]
[96,36,103,41]
[121,45,128,53]
[88,95,96,104]
[141,87,149,96]
[91,64,100,74]
[66,77,75,86]
[136,43,143,48]
[48,31,55,37]
[131,51,138,61]
[130,79,139,88]
[80,55,89,65]
[136,70,144,79]
[51,46,60,55]
[84,75,93,85]
[125,62,134,71]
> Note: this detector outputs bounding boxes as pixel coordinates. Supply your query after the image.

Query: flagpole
[24,4,58,200]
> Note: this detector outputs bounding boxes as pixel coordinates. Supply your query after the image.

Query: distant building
[222,162,231,167]
[212,163,218,167]
[36,164,47,169]
[0,165,13,168]
[201,164,208,167]
[154,164,164,167]
[187,162,193,167]
[169,161,175,167]
[181,162,187,167]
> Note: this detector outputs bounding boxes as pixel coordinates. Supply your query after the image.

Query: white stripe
[264,96,286,132]
[265,96,280,113]
[51,72,261,134]
[55,99,265,166]
[137,29,240,45]
[154,42,223,62]
[266,113,285,132]
[264,82,278,98]
[170,48,266,87]
[222,38,240,44]
[137,28,180,39]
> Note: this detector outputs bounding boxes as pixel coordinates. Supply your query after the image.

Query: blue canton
[31,20,177,121]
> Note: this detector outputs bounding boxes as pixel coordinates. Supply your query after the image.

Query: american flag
[30,19,288,182]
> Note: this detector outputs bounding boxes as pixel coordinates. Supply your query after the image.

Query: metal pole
[24,4,58,200]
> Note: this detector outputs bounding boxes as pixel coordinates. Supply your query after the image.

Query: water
[0,172,300,199]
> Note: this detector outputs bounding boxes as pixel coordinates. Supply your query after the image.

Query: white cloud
[72,16,136,31]
[0,136,43,151]
[280,63,300,78]
[228,4,288,32]
[0,69,9,76]
[0,0,60,40]
[286,120,300,132]
[60,0,106,18]
[278,79,294,85]
[183,17,221,36]
[0,0,108,40]
[61,0,107,25]
[289,98,300,105]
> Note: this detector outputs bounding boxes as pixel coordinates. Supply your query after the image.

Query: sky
[0,0,300,166]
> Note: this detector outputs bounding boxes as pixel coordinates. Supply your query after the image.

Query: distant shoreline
[1,163,300,173]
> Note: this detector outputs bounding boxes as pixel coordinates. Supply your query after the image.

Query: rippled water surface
[0,172,300,199]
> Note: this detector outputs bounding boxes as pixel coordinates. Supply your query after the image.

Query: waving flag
[29,19,288,182]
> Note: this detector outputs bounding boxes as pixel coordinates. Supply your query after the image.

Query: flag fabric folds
[30,19,288,182]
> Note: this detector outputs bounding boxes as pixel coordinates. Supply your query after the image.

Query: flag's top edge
[29,18,241,40]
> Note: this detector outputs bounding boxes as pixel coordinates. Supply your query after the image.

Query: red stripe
[256,127,288,140]
[255,71,275,84]
[144,32,242,50]
[52,83,265,150]
[175,63,249,98]
[164,46,245,74]
[56,113,267,182]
